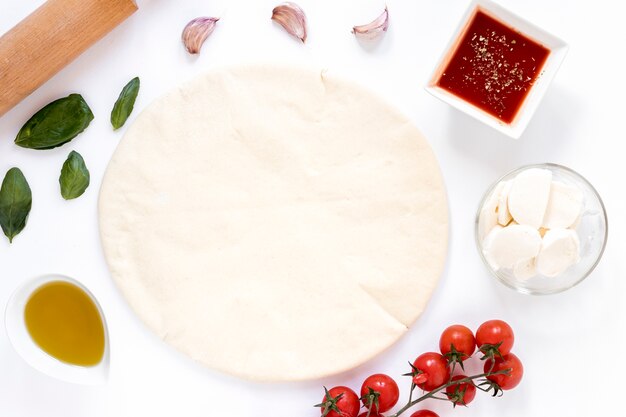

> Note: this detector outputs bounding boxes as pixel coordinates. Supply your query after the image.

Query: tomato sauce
[437,10,550,124]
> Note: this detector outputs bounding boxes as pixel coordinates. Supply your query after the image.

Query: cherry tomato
[411,352,450,391]
[476,320,514,356]
[484,353,524,390]
[360,373,400,413]
[409,411,440,417]
[319,386,360,417]
[439,324,476,361]
[445,375,476,406]
[357,413,384,417]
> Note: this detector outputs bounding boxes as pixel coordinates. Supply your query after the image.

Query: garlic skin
[182,17,220,55]
[353,7,389,40]
[272,2,307,43]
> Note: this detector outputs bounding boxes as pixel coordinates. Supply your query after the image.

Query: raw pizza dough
[99,66,448,381]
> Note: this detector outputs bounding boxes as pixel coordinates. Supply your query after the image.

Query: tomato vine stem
[389,370,510,417]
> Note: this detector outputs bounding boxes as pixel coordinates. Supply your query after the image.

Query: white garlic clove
[352,7,389,40]
[182,17,220,55]
[272,2,307,43]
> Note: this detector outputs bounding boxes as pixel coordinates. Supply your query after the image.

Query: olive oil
[24,281,105,367]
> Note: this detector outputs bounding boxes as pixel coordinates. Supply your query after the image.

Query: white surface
[0,0,623,416]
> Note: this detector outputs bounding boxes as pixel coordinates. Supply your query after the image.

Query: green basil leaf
[14,94,94,150]
[59,151,90,200]
[111,77,140,130]
[0,168,32,243]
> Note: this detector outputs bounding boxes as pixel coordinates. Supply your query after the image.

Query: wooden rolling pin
[0,0,138,117]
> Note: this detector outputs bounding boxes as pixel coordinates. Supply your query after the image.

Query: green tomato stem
[388,370,510,417]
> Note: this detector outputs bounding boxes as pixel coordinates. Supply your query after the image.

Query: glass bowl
[475,163,607,295]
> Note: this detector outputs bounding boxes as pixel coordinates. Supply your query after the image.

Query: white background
[0,0,624,416]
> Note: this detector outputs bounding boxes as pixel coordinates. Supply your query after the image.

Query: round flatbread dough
[99,66,448,381]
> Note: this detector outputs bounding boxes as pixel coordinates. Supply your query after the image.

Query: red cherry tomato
[484,353,524,390]
[445,374,476,406]
[476,320,514,356]
[439,324,476,361]
[360,373,400,413]
[319,386,360,417]
[409,411,440,417]
[357,413,384,417]
[411,352,450,391]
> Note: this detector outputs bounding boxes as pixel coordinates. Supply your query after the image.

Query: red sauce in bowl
[437,10,550,124]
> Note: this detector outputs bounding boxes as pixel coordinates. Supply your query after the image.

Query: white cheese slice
[542,181,584,229]
[513,257,537,280]
[497,180,513,226]
[570,211,583,230]
[536,229,580,277]
[483,224,542,270]
[478,181,506,240]
[508,168,552,228]
[482,225,504,270]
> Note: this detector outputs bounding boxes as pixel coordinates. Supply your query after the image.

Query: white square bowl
[425,0,568,139]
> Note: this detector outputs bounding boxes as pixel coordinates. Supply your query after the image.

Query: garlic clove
[182,17,219,55]
[352,7,389,40]
[272,2,307,43]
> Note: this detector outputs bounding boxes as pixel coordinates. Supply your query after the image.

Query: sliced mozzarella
[513,257,537,280]
[497,180,513,226]
[536,229,580,277]
[508,168,552,228]
[482,225,504,270]
[483,224,542,270]
[478,181,506,240]
[542,181,584,229]
[570,211,583,230]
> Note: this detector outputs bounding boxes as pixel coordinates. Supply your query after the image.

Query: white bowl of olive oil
[4,274,109,385]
